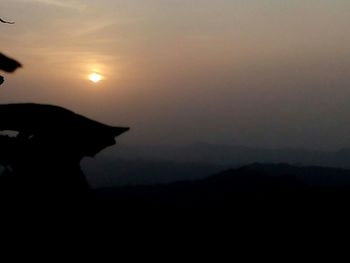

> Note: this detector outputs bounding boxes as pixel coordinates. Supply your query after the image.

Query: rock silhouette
[0,103,129,202]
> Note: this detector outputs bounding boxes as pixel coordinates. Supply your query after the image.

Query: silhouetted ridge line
[95,163,350,209]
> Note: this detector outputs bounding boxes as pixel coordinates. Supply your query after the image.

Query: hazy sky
[1,0,350,149]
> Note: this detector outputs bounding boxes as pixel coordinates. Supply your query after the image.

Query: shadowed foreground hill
[95,163,350,209]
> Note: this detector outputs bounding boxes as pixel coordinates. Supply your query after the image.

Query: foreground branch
[0,53,22,73]
[0,18,15,24]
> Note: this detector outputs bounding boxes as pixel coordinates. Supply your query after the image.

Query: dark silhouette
[96,163,350,210]
[0,53,22,86]
[0,53,22,73]
[0,17,19,86]
[1,18,131,204]
[0,18,15,24]
[0,103,129,202]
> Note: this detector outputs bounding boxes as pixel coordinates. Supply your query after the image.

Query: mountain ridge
[95,163,350,209]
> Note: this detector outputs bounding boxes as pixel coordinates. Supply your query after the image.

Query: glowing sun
[88,73,103,83]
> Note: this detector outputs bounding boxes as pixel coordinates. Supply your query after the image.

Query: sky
[1,0,350,150]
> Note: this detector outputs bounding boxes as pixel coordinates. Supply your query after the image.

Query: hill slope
[95,163,350,209]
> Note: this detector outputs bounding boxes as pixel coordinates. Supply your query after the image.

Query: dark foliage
[0,53,21,85]
[1,18,21,84]
[0,18,130,205]
[0,53,21,73]
[0,104,129,203]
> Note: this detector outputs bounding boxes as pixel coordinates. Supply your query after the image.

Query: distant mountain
[97,143,350,167]
[83,143,350,187]
[83,157,224,187]
[95,163,350,209]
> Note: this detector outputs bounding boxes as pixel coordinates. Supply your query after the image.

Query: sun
[88,72,103,83]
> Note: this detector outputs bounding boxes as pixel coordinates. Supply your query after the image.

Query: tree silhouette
[0,53,22,74]
[0,16,129,202]
[0,18,21,85]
